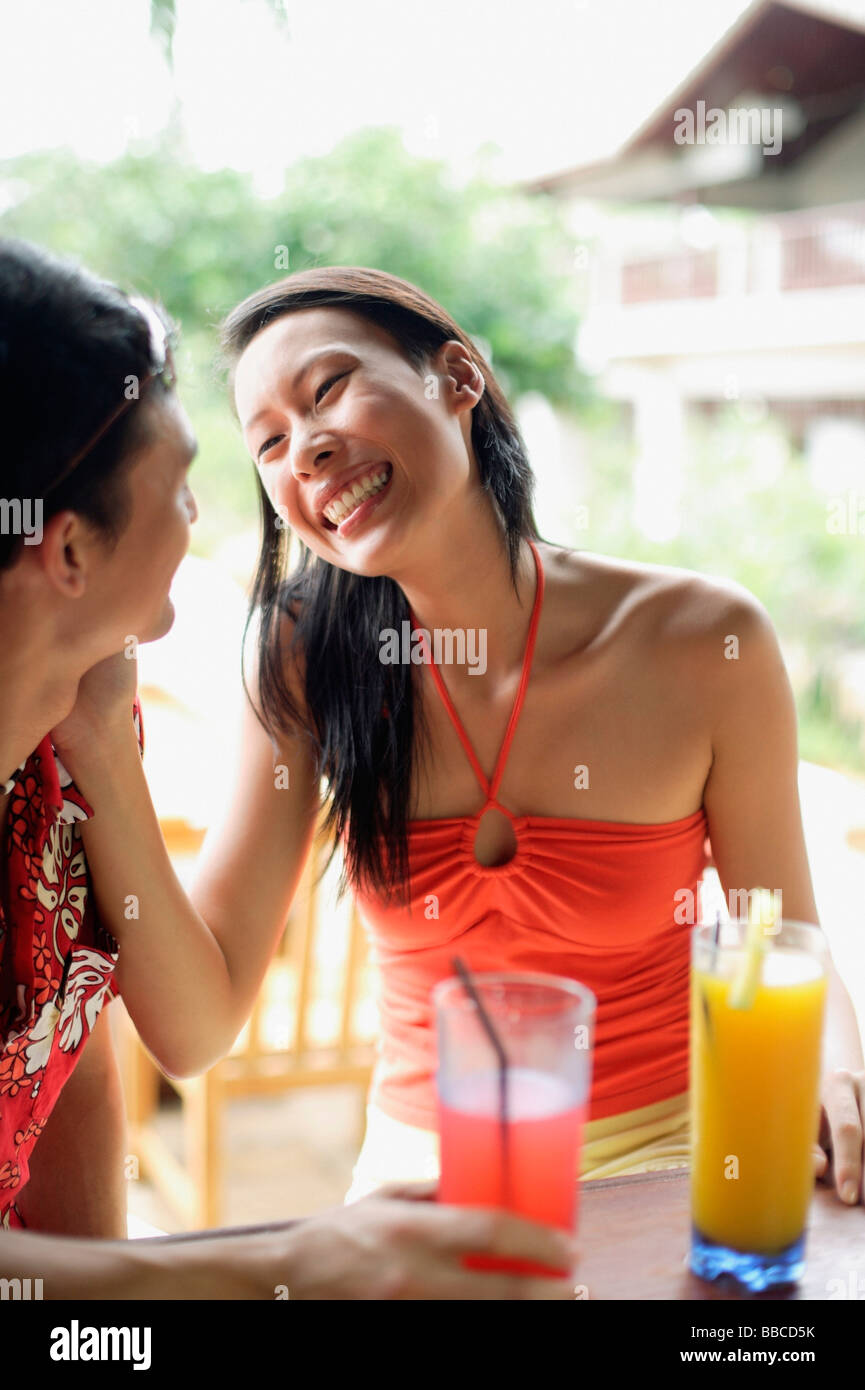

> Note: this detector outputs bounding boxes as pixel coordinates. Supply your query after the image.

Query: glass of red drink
[434,970,596,1276]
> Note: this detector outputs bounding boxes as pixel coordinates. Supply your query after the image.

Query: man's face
[72,390,199,652]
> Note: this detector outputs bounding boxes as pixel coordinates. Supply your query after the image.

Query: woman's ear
[437,340,485,413]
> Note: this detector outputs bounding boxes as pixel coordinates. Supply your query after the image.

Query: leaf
[149,0,177,64]
[150,0,288,66]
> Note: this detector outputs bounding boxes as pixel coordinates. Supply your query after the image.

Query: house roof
[525,0,865,206]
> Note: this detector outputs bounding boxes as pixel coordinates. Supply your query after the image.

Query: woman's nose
[289,429,338,481]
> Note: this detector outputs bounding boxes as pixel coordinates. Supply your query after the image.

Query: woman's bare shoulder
[541,542,769,652]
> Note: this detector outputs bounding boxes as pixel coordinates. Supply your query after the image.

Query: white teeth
[323,466,390,526]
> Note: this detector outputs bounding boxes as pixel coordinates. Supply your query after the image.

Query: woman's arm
[700,584,865,1203]
[51,639,321,1077]
[15,1006,127,1237]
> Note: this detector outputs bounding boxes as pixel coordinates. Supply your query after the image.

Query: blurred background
[3,0,865,1233]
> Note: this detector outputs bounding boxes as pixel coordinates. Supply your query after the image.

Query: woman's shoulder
[541,542,771,656]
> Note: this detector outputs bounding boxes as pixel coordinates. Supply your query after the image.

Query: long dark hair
[220,266,543,908]
[0,237,172,571]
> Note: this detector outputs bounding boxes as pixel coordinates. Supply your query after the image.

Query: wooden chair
[115,809,376,1229]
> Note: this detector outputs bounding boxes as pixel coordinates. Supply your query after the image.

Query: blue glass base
[690,1226,805,1292]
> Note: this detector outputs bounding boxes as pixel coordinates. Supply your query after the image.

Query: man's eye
[315,371,347,404]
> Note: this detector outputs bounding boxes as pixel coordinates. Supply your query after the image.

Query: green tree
[578,403,865,774]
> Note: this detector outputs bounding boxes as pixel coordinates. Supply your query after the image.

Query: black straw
[701,912,722,1044]
[452,956,511,1207]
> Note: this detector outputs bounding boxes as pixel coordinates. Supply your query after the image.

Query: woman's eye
[258,435,283,460]
[315,371,347,404]
[257,372,348,458]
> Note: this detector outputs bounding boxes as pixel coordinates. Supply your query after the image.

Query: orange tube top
[352,540,712,1130]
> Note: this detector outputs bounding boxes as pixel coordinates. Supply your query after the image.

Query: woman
[226,267,865,1202]
[0,238,574,1299]
[66,261,865,1209]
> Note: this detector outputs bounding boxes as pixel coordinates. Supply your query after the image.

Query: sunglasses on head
[42,295,177,498]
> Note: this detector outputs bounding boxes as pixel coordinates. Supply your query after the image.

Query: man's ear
[34,510,97,600]
[435,340,485,414]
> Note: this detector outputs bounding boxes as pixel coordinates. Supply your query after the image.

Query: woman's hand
[276,1190,579,1300]
[814,1069,865,1205]
[49,650,138,772]
[695,589,865,1209]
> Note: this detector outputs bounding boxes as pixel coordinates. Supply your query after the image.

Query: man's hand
[275,1192,579,1300]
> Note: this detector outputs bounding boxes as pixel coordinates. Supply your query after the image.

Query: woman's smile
[321,461,395,536]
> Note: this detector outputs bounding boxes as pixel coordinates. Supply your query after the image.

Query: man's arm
[15,1005,127,1238]
[0,1195,578,1299]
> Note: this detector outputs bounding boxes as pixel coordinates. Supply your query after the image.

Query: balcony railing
[611,203,865,306]
[776,220,865,292]
[621,250,717,303]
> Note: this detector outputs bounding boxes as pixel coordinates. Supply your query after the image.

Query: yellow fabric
[344,1091,691,1204]
[579,1090,691,1180]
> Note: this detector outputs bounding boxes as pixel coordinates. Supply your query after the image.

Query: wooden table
[577,1168,865,1300]
[156,1167,865,1302]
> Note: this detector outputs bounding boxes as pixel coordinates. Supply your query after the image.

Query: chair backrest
[228,808,374,1067]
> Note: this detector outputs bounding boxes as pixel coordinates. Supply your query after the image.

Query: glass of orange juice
[690,912,828,1291]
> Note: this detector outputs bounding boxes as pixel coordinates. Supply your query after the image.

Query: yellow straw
[728,888,776,1009]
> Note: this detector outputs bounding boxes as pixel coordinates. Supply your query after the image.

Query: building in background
[522,0,865,541]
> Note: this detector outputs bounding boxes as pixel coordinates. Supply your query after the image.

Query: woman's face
[233,306,482,575]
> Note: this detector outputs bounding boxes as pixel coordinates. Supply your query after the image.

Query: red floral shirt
[0,700,143,1228]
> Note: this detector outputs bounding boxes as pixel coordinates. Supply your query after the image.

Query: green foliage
[562,400,865,774]
[148,0,177,62]
[797,673,865,776]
